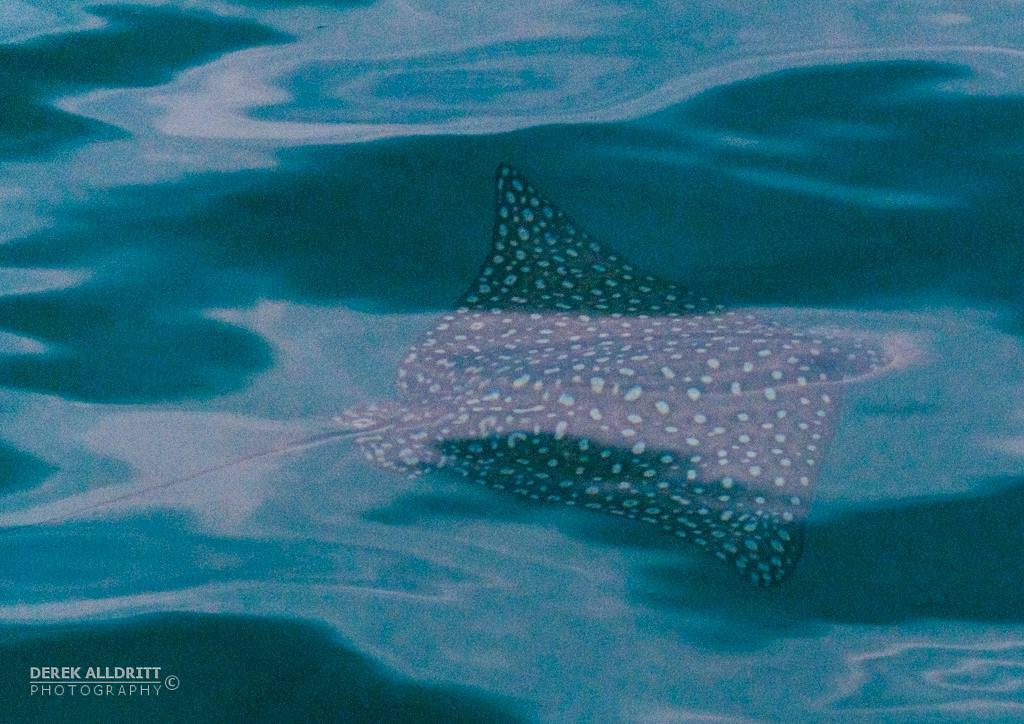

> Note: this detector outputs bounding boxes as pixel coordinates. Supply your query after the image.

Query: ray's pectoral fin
[459,164,712,315]
[696,496,805,585]
[438,434,805,585]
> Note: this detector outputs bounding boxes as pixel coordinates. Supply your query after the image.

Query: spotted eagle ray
[335,163,907,586]
[2,164,908,585]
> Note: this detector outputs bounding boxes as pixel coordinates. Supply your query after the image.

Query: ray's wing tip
[495,161,517,178]
[495,162,521,194]
[726,517,806,588]
[739,555,802,588]
[494,162,534,189]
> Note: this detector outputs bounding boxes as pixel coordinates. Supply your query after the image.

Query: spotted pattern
[346,164,895,586]
[463,164,712,316]
[439,433,805,582]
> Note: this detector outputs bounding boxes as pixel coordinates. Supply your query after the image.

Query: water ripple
[826,641,1024,715]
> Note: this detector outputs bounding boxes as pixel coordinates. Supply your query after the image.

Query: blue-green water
[2,2,1024,721]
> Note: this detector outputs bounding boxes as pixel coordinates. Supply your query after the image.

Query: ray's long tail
[0,421,393,535]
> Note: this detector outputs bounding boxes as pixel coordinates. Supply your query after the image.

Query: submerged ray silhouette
[341,164,909,585]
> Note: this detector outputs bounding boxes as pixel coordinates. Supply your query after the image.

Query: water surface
[2,1,1024,721]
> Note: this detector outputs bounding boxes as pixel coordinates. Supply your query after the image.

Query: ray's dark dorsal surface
[340,164,901,586]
